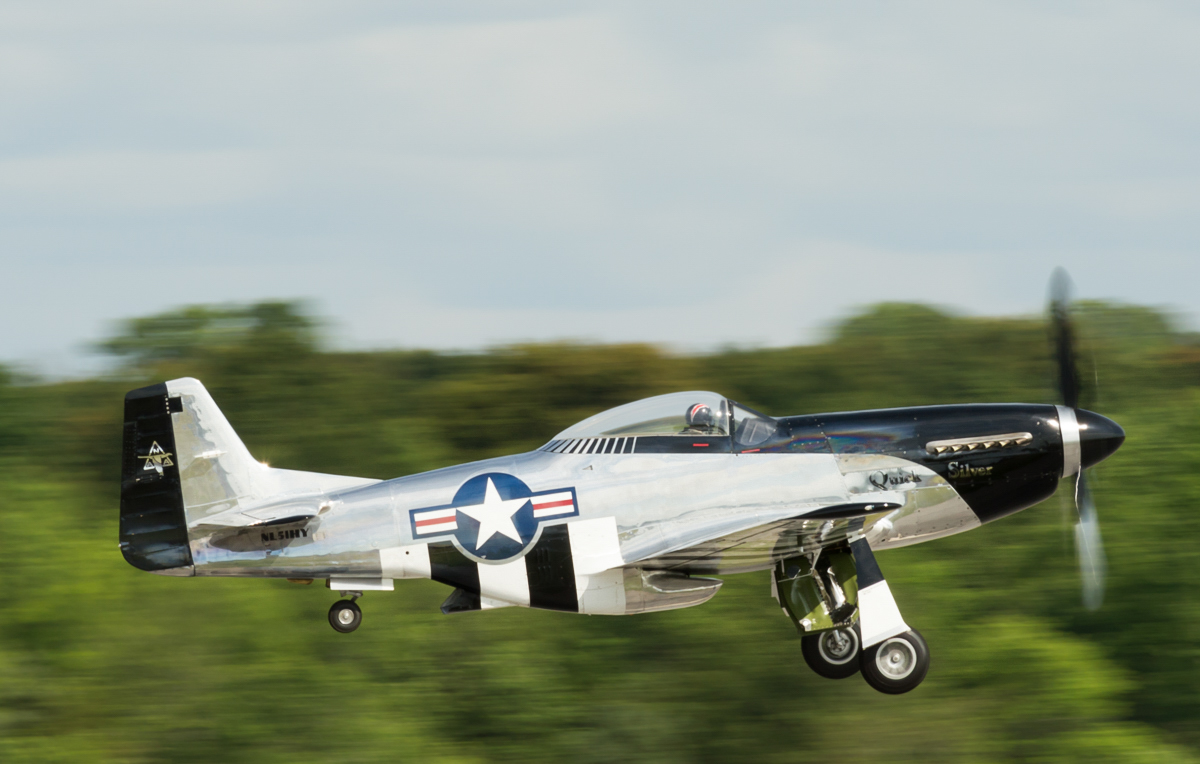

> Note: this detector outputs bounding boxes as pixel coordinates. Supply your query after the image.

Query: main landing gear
[859,629,930,695]
[802,625,862,679]
[777,539,932,694]
[801,625,930,693]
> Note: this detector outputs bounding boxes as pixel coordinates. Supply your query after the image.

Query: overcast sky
[1,1,1197,373]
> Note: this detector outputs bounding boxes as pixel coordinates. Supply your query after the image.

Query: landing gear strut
[328,598,362,633]
[802,626,861,679]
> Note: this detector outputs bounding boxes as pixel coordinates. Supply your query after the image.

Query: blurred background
[4,304,1200,762]
[2,1,1200,762]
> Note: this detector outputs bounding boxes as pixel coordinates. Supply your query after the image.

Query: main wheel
[860,629,929,694]
[328,600,362,633]
[802,627,861,679]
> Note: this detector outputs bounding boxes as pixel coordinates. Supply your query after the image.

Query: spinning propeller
[1049,268,1112,610]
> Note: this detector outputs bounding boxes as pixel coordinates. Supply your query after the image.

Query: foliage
[97,302,319,367]
[1,300,1198,762]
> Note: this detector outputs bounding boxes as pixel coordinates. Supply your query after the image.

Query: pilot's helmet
[686,403,715,429]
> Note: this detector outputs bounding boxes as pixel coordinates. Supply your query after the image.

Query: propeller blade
[1074,470,1107,610]
[1049,267,1081,410]
[1049,269,1106,609]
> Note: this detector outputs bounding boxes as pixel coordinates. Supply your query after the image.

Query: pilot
[682,403,723,435]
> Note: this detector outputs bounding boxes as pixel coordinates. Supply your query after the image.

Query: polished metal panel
[837,454,981,551]
[621,569,723,614]
[1056,405,1081,478]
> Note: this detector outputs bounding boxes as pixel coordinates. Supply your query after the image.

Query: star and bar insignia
[409,472,579,561]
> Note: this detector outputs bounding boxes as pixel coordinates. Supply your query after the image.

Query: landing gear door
[772,543,858,634]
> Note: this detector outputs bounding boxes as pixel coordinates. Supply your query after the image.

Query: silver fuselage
[187,448,977,579]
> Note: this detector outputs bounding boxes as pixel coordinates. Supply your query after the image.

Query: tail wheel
[801,626,861,679]
[328,600,362,633]
[860,629,930,694]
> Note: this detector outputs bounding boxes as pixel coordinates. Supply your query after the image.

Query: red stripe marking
[532,499,573,509]
[693,443,709,447]
[415,517,455,527]
[742,448,761,453]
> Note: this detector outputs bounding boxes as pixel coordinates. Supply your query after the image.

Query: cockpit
[542,391,778,455]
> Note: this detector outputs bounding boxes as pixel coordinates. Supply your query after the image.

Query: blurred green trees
[1,300,1197,763]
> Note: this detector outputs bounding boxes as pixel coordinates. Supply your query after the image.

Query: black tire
[860,629,930,694]
[801,626,861,679]
[328,600,362,633]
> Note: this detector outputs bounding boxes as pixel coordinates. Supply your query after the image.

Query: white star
[457,478,527,548]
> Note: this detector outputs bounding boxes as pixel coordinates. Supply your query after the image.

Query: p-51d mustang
[119,272,1123,694]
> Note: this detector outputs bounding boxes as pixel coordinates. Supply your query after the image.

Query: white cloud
[0,44,71,105]
[343,18,667,141]
[0,1,1198,374]
[0,150,278,211]
[1062,178,1200,221]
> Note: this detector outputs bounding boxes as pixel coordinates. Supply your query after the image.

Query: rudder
[120,383,192,572]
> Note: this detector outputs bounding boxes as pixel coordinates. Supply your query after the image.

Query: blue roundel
[452,473,536,559]
[408,472,579,561]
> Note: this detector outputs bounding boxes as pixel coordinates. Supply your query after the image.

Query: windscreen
[732,403,777,447]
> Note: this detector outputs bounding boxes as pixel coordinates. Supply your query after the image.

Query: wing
[626,498,902,575]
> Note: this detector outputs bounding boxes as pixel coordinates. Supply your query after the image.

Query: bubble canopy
[554,392,732,439]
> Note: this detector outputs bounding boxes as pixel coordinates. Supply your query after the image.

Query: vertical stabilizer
[165,377,270,523]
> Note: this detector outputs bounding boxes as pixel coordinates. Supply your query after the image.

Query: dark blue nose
[1076,409,1125,469]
